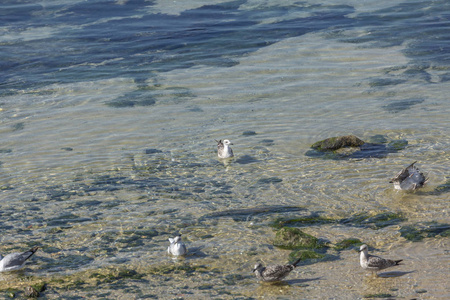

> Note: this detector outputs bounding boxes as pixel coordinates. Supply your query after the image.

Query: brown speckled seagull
[359,244,402,276]
[253,258,301,282]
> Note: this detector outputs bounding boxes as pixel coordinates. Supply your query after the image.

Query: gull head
[223,139,233,146]
[253,263,263,272]
[173,235,182,243]
[359,244,368,253]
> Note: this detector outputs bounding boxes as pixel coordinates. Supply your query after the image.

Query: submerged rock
[200,205,304,222]
[273,227,325,250]
[306,134,408,159]
[24,286,39,298]
[382,98,424,113]
[311,135,365,151]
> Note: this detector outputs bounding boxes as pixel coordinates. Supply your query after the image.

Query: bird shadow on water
[260,277,323,287]
[284,276,323,285]
[377,270,415,278]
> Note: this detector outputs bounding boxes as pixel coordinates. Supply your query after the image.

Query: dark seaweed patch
[270,214,335,229]
[273,227,326,250]
[382,99,424,113]
[339,212,406,230]
[257,177,282,184]
[200,205,304,221]
[334,238,363,251]
[234,155,259,164]
[399,222,450,241]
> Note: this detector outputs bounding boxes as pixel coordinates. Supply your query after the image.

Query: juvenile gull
[0,247,39,272]
[167,235,187,256]
[216,139,234,159]
[253,258,301,282]
[359,244,402,275]
[390,161,427,190]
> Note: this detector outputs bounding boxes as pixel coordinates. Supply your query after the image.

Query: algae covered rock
[306,134,408,159]
[24,286,39,298]
[311,135,365,151]
[273,227,325,250]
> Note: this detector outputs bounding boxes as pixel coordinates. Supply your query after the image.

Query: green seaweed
[288,250,325,261]
[387,139,408,151]
[273,227,326,250]
[399,222,450,241]
[270,214,335,229]
[363,293,393,298]
[428,179,450,195]
[257,177,283,184]
[242,131,257,136]
[340,212,406,230]
[334,238,363,251]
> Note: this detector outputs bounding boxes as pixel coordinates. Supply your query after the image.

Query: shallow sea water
[0,0,449,299]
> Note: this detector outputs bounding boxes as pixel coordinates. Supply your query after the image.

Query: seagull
[216,139,234,159]
[390,161,427,190]
[253,258,301,282]
[167,235,187,256]
[0,246,39,272]
[359,244,402,276]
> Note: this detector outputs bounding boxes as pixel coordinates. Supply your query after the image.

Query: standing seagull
[167,235,187,256]
[216,139,234,159]
[0,246,39,272]
[359,244,402,276]
[390,161,427,190]
[253,258,301,282]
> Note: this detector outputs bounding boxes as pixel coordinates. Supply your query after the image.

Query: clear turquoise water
[0,0,449,298]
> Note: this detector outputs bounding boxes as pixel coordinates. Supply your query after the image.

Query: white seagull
[216,139,234,159]
[167,235,187,256]
[0,246,39,272]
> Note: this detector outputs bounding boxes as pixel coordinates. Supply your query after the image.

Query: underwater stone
[366,135,388,144]
[31,283,46,293]
[24,286,39,298]
[387,139,408,151]
[257,177,282,184]
[234,155,259,164]
[145,148,163,154]
[242,130,257,136]
[363,293,393,298]
[106,99,136,108]
[311,135,365,151]
[382,99,424,113]
[273,227,325,250]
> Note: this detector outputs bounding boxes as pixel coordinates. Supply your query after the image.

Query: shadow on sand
[377,270,415,278]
